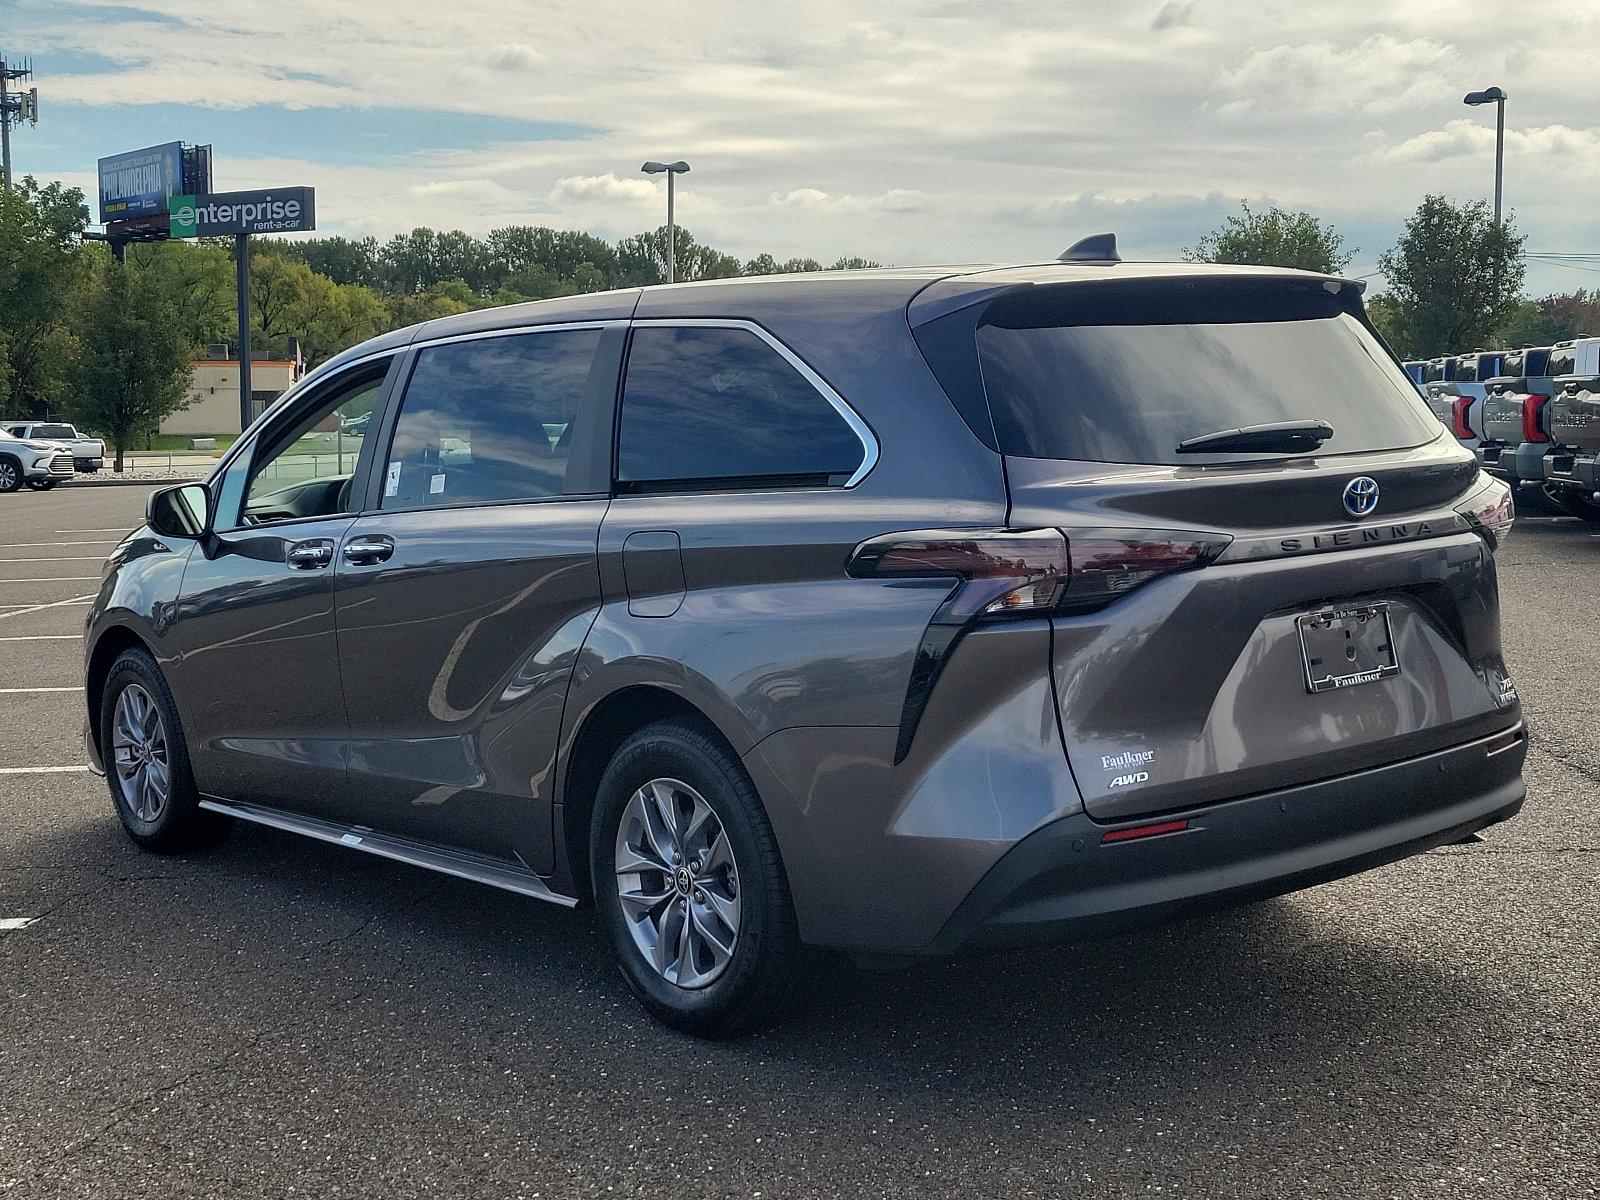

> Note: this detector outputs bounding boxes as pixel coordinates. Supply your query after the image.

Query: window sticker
[384,461,401,497]
[430,473,446,495]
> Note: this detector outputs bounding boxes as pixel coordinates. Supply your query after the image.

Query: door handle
[286,539,334,570]
[342,534,395,566]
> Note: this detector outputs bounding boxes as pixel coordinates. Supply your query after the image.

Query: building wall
[162,361,298,436]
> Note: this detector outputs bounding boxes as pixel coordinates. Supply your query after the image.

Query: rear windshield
[1549,346,1577,375]
[974,279,1442,465]
[30,424,75,439]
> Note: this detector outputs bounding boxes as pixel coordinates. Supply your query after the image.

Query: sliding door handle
[342,534,395,566]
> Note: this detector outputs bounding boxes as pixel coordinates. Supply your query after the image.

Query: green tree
[1494,290,1600,348]
[128,240,234,350]
[1378,196,1526,360]
[1185,202,1354,274]
[277,235,380,287]
[70,260,194,471]
[385,283,471,329]
[1364,292,1408,355]
[0,177,91,416]
[828,255,881,271]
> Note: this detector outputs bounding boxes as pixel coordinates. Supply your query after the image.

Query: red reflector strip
[1101,818,1189,844]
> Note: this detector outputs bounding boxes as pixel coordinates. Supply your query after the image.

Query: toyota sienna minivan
[85,247,1527,1034]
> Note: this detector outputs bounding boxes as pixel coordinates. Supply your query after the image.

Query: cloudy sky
[10,0,1599,292]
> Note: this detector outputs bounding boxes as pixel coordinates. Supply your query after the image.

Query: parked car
[1543,371,1600,520]
[1477,348,1558,500]
[1,422,105,472]
[0,429,75,491]
[83,256,1526,1034]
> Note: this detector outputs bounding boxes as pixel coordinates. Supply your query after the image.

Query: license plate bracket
[1297,602,1399,694]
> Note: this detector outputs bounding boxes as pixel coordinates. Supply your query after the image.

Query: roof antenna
[1058,233,1121,263]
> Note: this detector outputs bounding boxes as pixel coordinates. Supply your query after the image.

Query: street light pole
[1463,86,1507,224]
[640,160,690,283]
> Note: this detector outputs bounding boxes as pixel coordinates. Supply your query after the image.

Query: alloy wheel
[0,461,17,490]
[614,777,742,989]
[111,683,171,823]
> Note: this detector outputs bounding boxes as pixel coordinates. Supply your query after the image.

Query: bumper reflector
[1101,818,1190,844]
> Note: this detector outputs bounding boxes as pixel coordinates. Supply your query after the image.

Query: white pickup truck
[1,422,105,473]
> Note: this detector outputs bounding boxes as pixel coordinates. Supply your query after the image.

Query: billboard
[168,188,317,237]
[98,142,183,223]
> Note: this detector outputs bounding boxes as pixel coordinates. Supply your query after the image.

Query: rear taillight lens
[848,526,1230,762]
[1521,394,1549,443]
[845,528,1070,618]
[847,528,1229,619]
[1451,396,1474,439]
[1456,476,1515,549]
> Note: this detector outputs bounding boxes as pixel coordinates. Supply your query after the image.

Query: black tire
[1555,489,1600,522]
[590,721,806,1036]
[0,455,20,493]
[25,478,58,491]
[100,648,229,853]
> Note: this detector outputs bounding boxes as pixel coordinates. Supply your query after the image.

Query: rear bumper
[1543,451,1600,492]
[1478,442,1550,486]
[925,723,1526,956]
[74,457,103,473]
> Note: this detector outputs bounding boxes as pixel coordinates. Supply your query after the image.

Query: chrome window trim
[626,317,880,488]
[213,321,627,484]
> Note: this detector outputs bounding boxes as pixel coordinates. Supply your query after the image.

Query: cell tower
[0,56,40,191]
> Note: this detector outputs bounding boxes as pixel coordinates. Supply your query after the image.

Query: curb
[62,475,205,488]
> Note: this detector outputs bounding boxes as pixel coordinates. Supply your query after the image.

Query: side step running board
[198,798,579,908]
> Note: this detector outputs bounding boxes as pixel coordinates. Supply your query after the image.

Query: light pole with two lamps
[640,159,690,283]
[1462,86,1506,224]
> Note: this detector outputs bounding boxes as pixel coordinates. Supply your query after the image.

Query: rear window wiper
[1176,420,1334,455]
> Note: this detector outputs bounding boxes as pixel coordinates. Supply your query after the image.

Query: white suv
[0,430,75,492]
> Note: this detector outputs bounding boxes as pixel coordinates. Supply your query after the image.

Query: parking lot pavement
[1,489,1596,1200]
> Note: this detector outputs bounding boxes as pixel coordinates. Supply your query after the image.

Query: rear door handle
[286,539,335,570]
[342,534,395,566]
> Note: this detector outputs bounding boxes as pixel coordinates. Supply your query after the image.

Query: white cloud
[768,187,930,214]
[550,174,660,205]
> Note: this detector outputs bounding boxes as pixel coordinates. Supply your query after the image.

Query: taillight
[1455,476,1515,549]
[1521,394,1549,443]
[848,527,1230,761]
[1451,396,1474,439]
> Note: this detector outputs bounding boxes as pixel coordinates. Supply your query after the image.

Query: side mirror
[146,483,211,540]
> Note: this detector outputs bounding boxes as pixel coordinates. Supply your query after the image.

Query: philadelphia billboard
[97,141,183,223]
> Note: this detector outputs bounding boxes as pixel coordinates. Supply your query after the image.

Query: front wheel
[590,722,806,1036]
[100,648,229,853]
[0,455,20,493]
[26,478,58,491]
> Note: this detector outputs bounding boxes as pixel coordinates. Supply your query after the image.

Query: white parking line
[0,635,81,641]
[0,557,111,562]
[54,528,130,534]
[0,577,100,583]
[0,540,117,548]
[0,765,89,775]
[0,918,38,931]
[0,686,83,693]
[0,594,97,622]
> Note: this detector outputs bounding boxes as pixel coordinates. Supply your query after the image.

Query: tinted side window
[1549,347,1576,376]
[382,329,602,510]
[617,325,865,487]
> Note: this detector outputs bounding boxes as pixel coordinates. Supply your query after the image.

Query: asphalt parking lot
[1,483,1595,1199]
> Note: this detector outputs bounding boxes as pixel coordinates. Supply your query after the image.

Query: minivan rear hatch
[913,270,1520,823]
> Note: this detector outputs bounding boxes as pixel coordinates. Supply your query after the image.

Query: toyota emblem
[1343,476,1380,518]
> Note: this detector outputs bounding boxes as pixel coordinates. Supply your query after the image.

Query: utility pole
[0,57,38,191]
[640,160,690,283]
[236,234,252,430]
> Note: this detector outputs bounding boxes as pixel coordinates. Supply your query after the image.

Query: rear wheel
[1555,489,1600,522]
[590,721,805,1036]
[0,455,20,493]
[100,649,229,853]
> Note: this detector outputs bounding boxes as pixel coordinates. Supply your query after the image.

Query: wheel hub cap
[111,683,170,823]
[614,777,742,989]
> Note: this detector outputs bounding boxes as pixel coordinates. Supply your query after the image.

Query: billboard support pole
[235,233,251,432]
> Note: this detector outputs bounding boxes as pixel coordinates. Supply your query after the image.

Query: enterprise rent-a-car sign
[98,142,183,223]
[169,187,317,237]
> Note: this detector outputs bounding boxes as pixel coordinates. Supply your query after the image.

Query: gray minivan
[84,256,1526,1034]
